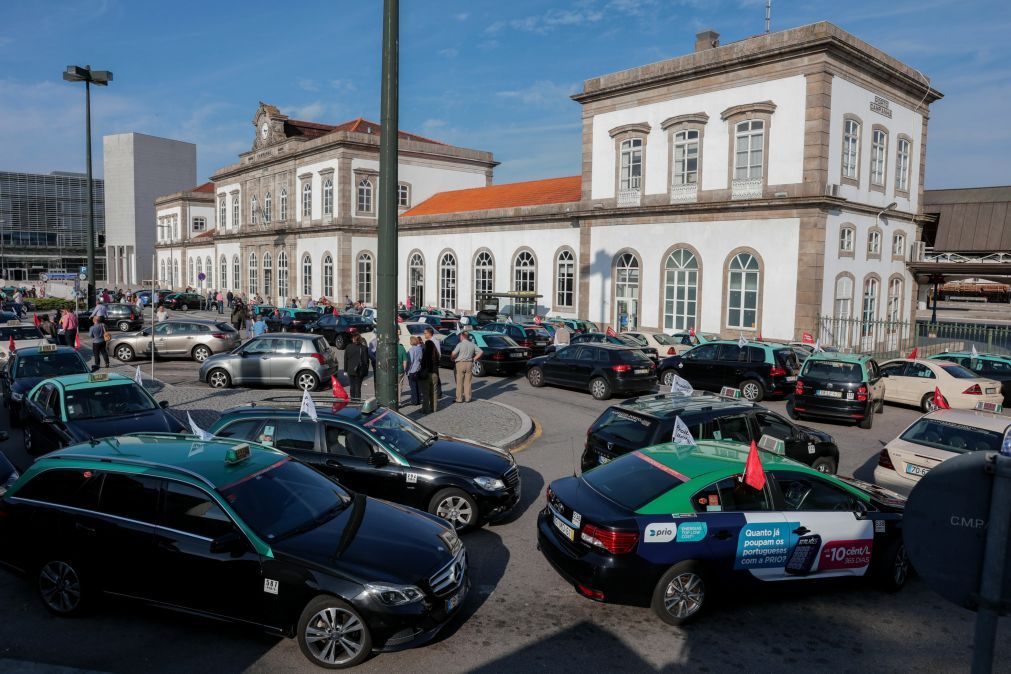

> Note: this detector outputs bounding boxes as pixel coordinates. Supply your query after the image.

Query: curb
[483,399,535,451]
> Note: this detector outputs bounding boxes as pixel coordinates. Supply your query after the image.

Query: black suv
[76,303,144,332]
[582,391,840,473]
[570,332,659,363]
[526,343,656,400]
[306,313,375,349]
[484,322,552,356]
[162,293,208,311]
[789,352,885,430]
[209,402,520,531]
[657,340,800,402]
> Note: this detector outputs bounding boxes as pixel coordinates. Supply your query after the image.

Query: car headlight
[10,392,22,401]
[473,476,506,491]
[365,583,425,606]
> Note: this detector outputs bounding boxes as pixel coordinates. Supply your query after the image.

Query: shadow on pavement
[432,525,510,644]
[491,465,544,527]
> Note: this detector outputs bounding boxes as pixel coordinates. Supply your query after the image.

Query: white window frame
[868,231,882,256]
[322,254,334,299]
[887,277,902,323]
[263,192,271,223]
[862,278,880,336]
[357,253,373,304]
[232,196,239,227]
[870,129,887,187]
[398,183,411,208]
[726,252,760,330]
[357,178,374,214]
[896,138,911,192]
[220,256,228,291]
[439,253,457,310]
[619,138,643,191]
[302,254,312,297]
[250,196,258,225]
[513,251,536,315]
[323,178,333,216]
[840,227,855,253]
[892,233,906,258]
[842,119,860,180]
[474,251,494,308]
[734,120,764,180]
[835,275,853,319]
[232,255,240,291]
[664,249,698,332]
[248,253,257,295]
[555,250,574,308]
[302,183,312,217]
[262,252,272,297]
[277,251,289,302]
[279,188,288,221]
[672,130,700,186]
[219,199,227,229]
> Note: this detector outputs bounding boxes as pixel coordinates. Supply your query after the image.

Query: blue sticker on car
[735,521,800,570]
[677,521,708,542]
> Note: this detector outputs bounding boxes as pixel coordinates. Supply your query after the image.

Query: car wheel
[429,488,480,531]
[295,371,320,391]
[739,379,764,402]
[23,424,34,455]
[114,344,135,362]
[661,370,675,387]
[296,595,372,669]
[527,366,544,388]
[590,377,612,401]
[180,304,189,311]
[651,561,707,626]
[334,334,349,350]
[117,321,131,332]
[207,368,231,389]
[920,393,938,414]
[192,345,212,362]
[471,360,486,377]
[872,539,910,592]
[786,400,801,421]
[876,397,885,414]
[38,559,90,616]
[858,406,874,430]
[811,457,837,474]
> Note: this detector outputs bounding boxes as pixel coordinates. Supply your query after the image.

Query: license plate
[634,368,649,375]
[906,463,930,477]
[785,376,798,382]
[446,584,467,612]
[510,352,524,358]
[553,515,575,541]
[986,388,996,395]
[536,342,547,346]
[598,453,611,465]
[816,390,843,398]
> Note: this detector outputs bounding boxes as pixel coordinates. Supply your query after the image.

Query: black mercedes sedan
[1,345,90,426]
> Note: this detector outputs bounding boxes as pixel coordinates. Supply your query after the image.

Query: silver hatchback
[199,333,338,391]
[110,319,241,363]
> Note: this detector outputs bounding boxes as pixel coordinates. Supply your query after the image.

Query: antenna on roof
[764,0,772,33]
[571,438,578,478]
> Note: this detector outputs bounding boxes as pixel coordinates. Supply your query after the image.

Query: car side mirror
[159,400,170,409]
[369,452,390,467]
[210,529,249,555]
[880,372,889,378]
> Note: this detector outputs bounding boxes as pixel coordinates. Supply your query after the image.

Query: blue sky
[1,0,1009,189]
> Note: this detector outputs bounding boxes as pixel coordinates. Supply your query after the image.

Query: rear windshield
[775,349,800,370]
[312,337,330,354]
[624,334,648,346]
[899,418,1007,455]
[590,408,658,447]
[802,359,863,383]
[13,352,89,378]
[293,312,317,322]
[406,324,428,335]
[611,349,653,363]
[0,326,43,340]
[524,327,550,338]
[215,322,237,332]
[651,334,676,345]
[939,364,977,380]
[584,451,685,510]
[483,335,514,348]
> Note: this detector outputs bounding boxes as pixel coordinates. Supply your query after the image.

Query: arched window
[862,277,880,336]
[408,253,425,308]
[513,251,536,316]
[279,188,288,221]
[173,259,180,288]
[896,138,911,192]
[672,130,700,185]
[232,196,239,227]
[555,250,574,308]
[734,120,764,180]
[302,182,312,217]
[159,260,166,285]
[232,255,240,291]
[839,226,855,254]
[868,230,882,256]
[892,232,906,258]
[834,275,854,319]
[323,178,333,216]
[726,252,760,330]
[842,118,861,180]
[357,252,374,304]
[439,252,457,310]
[262,252,272,298]
[250,196,258,225]
[887,277,903,323]
[619,138,643,191]
[248,253,257,295]
[263,192,271,223]
[205,256,212,288]
[277,251,288,302]
[474,251,494,308]
[219,198,227,229]
[189,258,196,287]
[302,254,312,297]
[664,249,699,331]
[322,254,334,299]
[614,252,640,329]
[220,256,228,290]
[358,178,373,213]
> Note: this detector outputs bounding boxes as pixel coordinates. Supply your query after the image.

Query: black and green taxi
[1,344,90,425]
[208,399,520,531]
[538,439,908,625]
[21,373,185,456]
[0,435,469,668]
[789,352,885,429]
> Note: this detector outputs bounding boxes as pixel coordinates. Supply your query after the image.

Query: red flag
[74,331,81,350]
[908,347,918,359]
[933,387,950,410]
[743,440,766,491]
[606,326,617,337]
[32,312,40,328]
[534,314,542,325]
[333,305,339,317]
[7,335,14,354]
[331,375,349,400]
[688,327,696,337]
[757,331,763,342]
[801,331,814,344]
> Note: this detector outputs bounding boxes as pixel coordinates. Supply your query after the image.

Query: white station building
[155,21,941,345]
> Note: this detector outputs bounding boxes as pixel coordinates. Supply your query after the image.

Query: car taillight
[518,339,533,348]
[580,523,638,554]
[491,352,506,361]
[795,379,805,394]
[577,584,605,600]
[667,347,676,355]
[878,449,895,470]
[963,384,982,395]
[612,364,632,373]
[770,366,787,377]
[310,353,326,365]
[348,327,358,334]
[211,332,227,339]
[546,486,554,504]
[856,385,868,401]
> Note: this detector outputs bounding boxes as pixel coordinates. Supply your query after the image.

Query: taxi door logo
[644,523,677,543]
[819,540,873,570]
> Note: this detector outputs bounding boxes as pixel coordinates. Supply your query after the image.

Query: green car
[538,439,908,624]
[928,351,1011,404]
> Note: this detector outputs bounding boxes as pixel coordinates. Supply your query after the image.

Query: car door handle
[793,526,811,536]
[75,522,96,535]
[325,459,343,468]
[713,530,733,540]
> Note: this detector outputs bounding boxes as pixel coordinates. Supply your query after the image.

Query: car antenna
[571,438,578,478]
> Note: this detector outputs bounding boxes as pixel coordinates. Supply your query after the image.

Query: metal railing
[817,315,1011,359]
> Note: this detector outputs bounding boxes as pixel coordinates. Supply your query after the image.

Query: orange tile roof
[284,116,444,145]
[193,182,215,193]
[193,228,216,239]
[403,176,581,217]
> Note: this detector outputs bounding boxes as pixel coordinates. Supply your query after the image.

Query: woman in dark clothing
[343,335,370,400]
[43,313,61,344]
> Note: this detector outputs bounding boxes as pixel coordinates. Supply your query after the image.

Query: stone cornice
[720,101,777,120]
[608,122,652,138]
[660,113,710,129]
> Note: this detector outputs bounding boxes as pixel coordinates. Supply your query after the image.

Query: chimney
[695,30,720,52]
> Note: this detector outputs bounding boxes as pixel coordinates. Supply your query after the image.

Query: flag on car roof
[801,331,814,344]
[908,347,918,359]
[738,334,747,348]
[971,344,979,361]
[74,331,81,350]
[672,416,696,446]
[7,335,14,354]
[187,412,213,441]
[32,313,40,328]
[813,339,823,353]
[331,375,349,401]
[534,314,542,325]
[688,327,696,337]
[933,387,951,410]
[606,326,617,337]
[742,440,766,491]
[134,366,143,385]
[299,388,318,422]
[670,374,693,395]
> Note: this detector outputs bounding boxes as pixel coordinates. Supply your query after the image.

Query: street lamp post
[63,65,112,310]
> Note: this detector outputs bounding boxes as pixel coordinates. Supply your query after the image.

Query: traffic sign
[198,272,206,281]
[39,273,48,282]
[79,266,87,274]
[78,272,88,281]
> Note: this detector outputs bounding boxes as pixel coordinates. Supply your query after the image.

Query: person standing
[396,340,409,404]
[553,322,571,347]
[11,289,23,319]
[420,327,441,413]
[252,314,267,336]
[226,290,234,309]
[230,301,245,335]
[216,291,224,315]
[407,336,423,406]
[344,334,370,400]
[41,313,58,344]
[451,330,482,403]
[156,304,168,323]
[60,307,78,349]
[89,316,111,370]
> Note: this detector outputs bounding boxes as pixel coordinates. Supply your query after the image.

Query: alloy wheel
[436,495,474,529]
[23,425,32,453]
[117,321,131,332]
[742,382,761,401]
[663,572,704,619]
[662,371,674,387]
[209,370,229,388]
[193,346,211,362]
[297,373,318,391]
[303,607,365,666]
[894,544,910,586]
[115,345,134,361]
[39,561,82,614]
[591,379,607,398]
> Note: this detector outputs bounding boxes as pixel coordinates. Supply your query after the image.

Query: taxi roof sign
[38,344,58,353]
[719,386,742,399]
[361,397,379,414]
[758,434,786,455]
[88,373,110,382]
[975,401,1004,414]
[225,443,251,465]
[6,320,20,326]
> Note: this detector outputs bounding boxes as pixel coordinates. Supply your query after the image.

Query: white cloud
[281,101,328,120]
[454,12,469,21]
[329,79,356,92]
[297,78,320,92]
[496,80,580,107]
[438,47,458,58]
[486,8,604,34]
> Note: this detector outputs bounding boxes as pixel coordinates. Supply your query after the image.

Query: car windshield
[624,334,648,346]
[64,383,158,420]
[584,451,685,510]
[359,408,435,454]
[483,335,515,348]
[651,334,676,345]
[802,360,862,382]
[591,408,657,447]
[219,459,351,541]
[406,324,428,335]
[939,364,977,380]
[0,326,44,340]
[899,418,1007,455]
[14,353,88,378]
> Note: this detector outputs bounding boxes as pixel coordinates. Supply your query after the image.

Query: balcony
[669,183,698,204]
[731,178,763,200]
[617,188,641,207]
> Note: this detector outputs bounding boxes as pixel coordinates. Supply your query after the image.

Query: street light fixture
[63,64,113,310]
[875,201,898,226]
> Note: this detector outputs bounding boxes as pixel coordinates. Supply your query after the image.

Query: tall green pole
[85,74,96,309]
[376,0,399,409]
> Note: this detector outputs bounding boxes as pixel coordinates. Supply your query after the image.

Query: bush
[30,298,76,312]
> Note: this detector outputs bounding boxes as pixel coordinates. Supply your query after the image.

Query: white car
[879,358,1003,412]
[0,320,52,361]
[874,404,1010,495]
[623,331,689,356]
[397,321,444,348]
